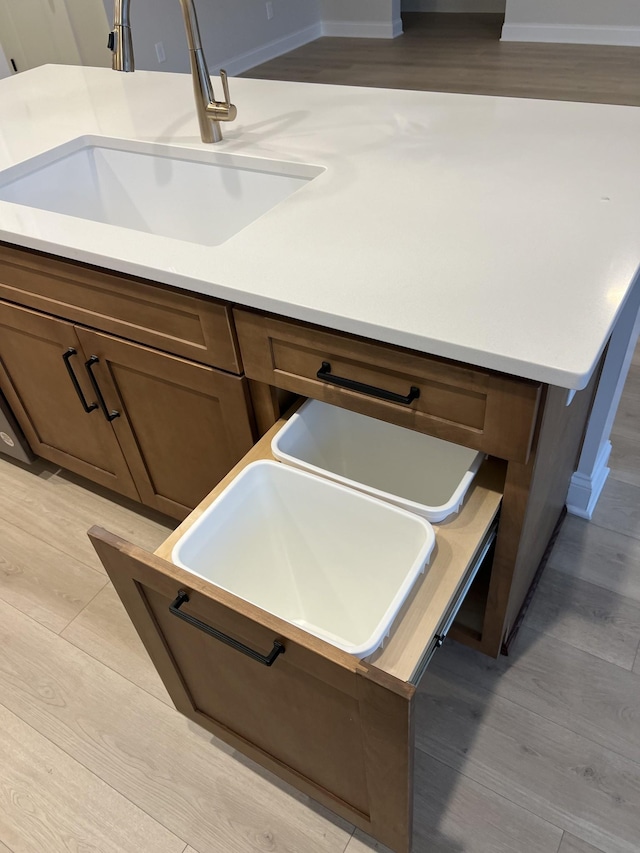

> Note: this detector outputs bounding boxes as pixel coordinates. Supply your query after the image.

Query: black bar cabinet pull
[316,361,420,406]
[84,356,120,421]
[62,348,98,413]
[169,590,285,667]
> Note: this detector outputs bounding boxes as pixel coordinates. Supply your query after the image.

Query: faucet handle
[206,68,237,123]
[220,69,231,106]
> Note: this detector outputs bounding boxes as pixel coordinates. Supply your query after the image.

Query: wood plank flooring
[559,836,607,853]
[243,13,640,107]
[0,704,186,853]
[2,14,640,853]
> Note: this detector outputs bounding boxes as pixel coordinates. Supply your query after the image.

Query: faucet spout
[109,0,237,143]
[178,0,237,143]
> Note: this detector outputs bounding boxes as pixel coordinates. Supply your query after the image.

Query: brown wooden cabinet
[87,347,601,853]
[0,241,604,853]
[0,244,258,520]
[0,300,139,499]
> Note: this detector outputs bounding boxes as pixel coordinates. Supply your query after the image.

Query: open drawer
[89,406,504,853]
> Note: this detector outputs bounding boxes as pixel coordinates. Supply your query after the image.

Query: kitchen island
[0,65,639,388]
[0,65,639,852]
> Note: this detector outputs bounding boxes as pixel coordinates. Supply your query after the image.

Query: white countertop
[0,64,639,389]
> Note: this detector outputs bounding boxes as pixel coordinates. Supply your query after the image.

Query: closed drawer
[0,242,241,373]
[89,406,504,853]
[234,309,541,463]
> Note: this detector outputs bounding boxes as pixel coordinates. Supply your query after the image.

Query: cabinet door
[0,301,139,498]
[75,328,256,520]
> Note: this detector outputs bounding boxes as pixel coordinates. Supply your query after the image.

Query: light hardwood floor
[2,14,640,853]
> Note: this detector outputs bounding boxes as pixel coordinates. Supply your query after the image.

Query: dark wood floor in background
[245,12,640,106]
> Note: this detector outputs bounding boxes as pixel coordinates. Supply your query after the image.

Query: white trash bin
[272,400,484,522]
[171,459,435,658]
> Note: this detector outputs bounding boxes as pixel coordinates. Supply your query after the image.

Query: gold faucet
[109,0,237,143]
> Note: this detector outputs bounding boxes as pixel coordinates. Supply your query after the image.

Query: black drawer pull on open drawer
[317,361,420,405]
[169,590,285,666]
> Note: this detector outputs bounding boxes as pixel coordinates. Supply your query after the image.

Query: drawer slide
[411,522,498,685]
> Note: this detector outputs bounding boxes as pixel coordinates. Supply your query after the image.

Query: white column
[566,272,640,518]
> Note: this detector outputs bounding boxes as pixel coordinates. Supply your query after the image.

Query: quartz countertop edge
[0,65,639,391]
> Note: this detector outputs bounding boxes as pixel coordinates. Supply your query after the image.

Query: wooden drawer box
[234,309,540,462]
[90,408,505,853]
[0,243,241,373]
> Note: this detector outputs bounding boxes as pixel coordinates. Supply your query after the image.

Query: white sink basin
[0,135,324,246]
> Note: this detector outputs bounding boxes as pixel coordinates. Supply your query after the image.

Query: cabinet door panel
[0,301,139,499]
[89,527,414,853]
[76,328,255,520]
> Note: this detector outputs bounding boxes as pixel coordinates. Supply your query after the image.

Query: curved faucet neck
[110,0,236,143]
[179,0,204,52]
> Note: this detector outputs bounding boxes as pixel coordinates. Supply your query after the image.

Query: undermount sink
[0,136,324,246]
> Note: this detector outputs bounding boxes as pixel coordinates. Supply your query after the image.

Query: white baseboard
[566,440,612,520]
[226,15,402,73]
[501,22,640,47]
[402,0,506,12]
[223,23,323,76]
[323,17,403,38]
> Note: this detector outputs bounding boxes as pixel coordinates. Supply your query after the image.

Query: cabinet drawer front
[90,528,414,853]
[234,310,540,463]
[0,243,241,373]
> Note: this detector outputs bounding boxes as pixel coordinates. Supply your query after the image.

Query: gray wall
[0,0,107,72]
[101,0,404,74]
[505,0,640,27]
[102,0,322,74]
[322,0,401,36]
[0,43,10,78]
[502,0,640,44]
[66,0,110,66]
